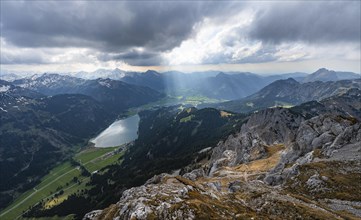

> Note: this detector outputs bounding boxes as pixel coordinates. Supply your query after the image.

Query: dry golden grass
[175,175,197,186]
[187,190,258,219]
[235,144,284,173]
[286,193,361,220]
[286,160,361,201]
[44,195,67,209]
[204,144,285,188]
[220,111,233,117]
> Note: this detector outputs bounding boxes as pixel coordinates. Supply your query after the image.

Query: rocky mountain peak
[145,70,160,76]
[311,68,337,79]
[314,68,330,73]
[303,68,360,83]
[262,78,300,89]
[215,72,228,78]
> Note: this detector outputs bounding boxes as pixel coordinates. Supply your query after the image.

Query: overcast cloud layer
[0,1,360,73]
[250,1,360,44]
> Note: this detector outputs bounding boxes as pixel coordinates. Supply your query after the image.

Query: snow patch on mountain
[0,85,11,92]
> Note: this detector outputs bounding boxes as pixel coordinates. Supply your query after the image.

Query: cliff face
[84,93,361,220]
[209,108,303,169]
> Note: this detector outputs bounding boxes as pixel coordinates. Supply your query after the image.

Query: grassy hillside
[0,146,124,220]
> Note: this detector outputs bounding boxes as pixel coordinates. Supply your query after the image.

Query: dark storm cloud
[249,1,361,44]
[98,49,163,66]
[0,1,234,53]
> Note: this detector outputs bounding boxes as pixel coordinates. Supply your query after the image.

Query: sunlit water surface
[90,114,140,148]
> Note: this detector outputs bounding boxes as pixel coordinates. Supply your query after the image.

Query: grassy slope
[125,95,224,116]
[0,147,124,220]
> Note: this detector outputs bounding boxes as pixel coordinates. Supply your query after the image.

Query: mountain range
[208,78,361,113]
[1,68,360,219]
[302,68,360,82]
[12,74,164,113]
[4,68,359,101]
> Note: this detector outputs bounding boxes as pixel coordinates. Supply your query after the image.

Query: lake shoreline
[90,114,140,148]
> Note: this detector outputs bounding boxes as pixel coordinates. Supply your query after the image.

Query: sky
[1,1,360,74]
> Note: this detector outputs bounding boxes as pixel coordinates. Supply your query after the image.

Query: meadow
[0,146,124,220]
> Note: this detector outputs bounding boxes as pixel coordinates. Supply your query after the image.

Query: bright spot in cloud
[163,9,257,65]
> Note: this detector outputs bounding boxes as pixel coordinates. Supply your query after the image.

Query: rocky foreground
[84,92,361,220]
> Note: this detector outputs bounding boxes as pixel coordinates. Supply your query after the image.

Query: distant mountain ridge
[76,70,310,100]
[95,70,310,100]
[291,88,361,120]
[12,73,86,95]
[209,78,361,113]
[303,68,360,82]
[4,68,360,101]
[12,74,164,113]
[0,79,44,101]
